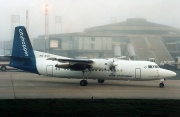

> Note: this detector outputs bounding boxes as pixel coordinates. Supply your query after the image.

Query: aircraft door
[46,65,53,75]
[135,68,141,79]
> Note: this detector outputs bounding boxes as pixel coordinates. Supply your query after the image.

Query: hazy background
[0,0,180,40]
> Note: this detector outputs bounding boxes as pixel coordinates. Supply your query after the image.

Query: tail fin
[12,26,35,58]
[9,26,38,74]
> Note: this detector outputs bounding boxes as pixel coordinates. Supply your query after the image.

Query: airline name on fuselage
[109,74,132,77]
[19,29,28,56]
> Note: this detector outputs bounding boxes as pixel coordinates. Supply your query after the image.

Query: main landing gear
[80,70,90,86]
[159,79,165,88]
[79,70,105,86]
[98,79,105,83]
[80,80,88,86]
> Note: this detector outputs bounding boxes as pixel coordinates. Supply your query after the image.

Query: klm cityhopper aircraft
[9,26,176,88]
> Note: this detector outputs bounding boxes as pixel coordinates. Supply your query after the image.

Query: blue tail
[9,26,39,74]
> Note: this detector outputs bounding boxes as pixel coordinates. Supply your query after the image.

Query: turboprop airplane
[9,26,176,88]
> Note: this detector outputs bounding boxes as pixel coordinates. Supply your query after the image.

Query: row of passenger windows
[55,68,121,72]
[108,75,132,77]
[148,65,159,68]
[55,66,159,71]
[92,69,121,72]
[116,75,132,77]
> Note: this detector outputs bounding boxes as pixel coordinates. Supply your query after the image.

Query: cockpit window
[148,65,152,68]
[154,65,159,68]
[148,65,159,68]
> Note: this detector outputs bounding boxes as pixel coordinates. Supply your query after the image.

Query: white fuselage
[34,51,176,81]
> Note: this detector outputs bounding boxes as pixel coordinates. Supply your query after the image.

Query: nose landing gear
[159,82,164,88]
[159,79,165,88]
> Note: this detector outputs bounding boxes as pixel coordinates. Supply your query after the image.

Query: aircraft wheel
[159,83,164,88]
[1,66,7,71]
[80,80,88,86]
[98,79,105,83]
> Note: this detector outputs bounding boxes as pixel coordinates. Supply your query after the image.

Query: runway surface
[0,71,180,99]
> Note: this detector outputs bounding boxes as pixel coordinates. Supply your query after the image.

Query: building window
[91,38,95,41]
[91,43,95,50]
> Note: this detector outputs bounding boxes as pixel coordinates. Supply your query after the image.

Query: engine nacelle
[55,63,92,71]
[55,63,70,69]
[90,59,111,70]
[55,59,119,71]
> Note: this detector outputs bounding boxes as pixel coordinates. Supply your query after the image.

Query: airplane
[8,26,176,88]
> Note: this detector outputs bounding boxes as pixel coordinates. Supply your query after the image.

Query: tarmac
[0,70,180,99]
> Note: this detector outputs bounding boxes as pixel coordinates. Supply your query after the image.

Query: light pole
[45,4,49,39]
[45,4,49,52]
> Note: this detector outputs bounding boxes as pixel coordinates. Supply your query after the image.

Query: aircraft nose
[162,69,176,78]
[172,71,177,77]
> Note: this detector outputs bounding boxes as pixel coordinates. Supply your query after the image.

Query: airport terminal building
[1,18,180,64]
[34,18,180,64]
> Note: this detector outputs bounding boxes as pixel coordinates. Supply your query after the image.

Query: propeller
[109,56,126,71]
[109,58,118,71]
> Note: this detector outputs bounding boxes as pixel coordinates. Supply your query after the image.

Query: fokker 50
[9,26,176,88]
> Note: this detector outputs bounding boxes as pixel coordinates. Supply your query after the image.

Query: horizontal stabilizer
[7,55,29,60]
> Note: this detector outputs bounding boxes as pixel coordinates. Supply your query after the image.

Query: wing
[47,57,93,63]
[47,58,93,70]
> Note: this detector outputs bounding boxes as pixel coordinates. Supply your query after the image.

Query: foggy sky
[0,0,180,40]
